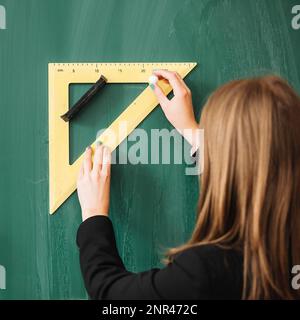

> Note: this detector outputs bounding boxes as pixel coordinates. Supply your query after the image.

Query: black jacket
[76,215,243,300]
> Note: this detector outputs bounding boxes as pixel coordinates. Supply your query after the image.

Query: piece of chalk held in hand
[149,75,158,85]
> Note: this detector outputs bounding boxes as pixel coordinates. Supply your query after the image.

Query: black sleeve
[76,215,211,300]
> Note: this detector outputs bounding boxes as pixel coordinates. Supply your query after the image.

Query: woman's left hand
[77,143,111,221]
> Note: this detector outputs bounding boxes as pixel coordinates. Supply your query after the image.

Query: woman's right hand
[150,69,199,148]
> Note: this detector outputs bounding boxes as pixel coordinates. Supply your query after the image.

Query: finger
[78,163,84,179]
[153,70,185,95]
[155,71,184,84]
[152,83,169,108]
[155,70,191,94]
[101,146,111,177]
[93,142,104,174]
[83,146,92,173]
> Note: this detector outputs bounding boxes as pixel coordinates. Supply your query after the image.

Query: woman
[76,71,300,300]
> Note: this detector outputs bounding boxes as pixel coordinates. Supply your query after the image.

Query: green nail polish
[150,84,155,90]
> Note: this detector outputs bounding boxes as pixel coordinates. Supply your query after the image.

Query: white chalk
[148,75,158,85]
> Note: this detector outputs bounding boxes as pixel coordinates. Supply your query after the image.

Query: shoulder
[174,244,242,262]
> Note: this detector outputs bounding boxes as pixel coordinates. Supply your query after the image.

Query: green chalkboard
[0,0,299,299]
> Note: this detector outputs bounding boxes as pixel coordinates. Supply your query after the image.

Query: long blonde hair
[165,75,300,299]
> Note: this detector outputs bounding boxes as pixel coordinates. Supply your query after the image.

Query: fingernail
[149,84,155,90]
[96,141,102,147]
[86,146,91,151]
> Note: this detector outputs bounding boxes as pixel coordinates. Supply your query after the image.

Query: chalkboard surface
[0,0,299,299]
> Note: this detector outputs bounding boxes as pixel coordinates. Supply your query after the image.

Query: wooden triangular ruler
[48,62,197,214]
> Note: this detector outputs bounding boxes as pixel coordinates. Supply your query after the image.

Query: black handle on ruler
[61,75,107,122]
